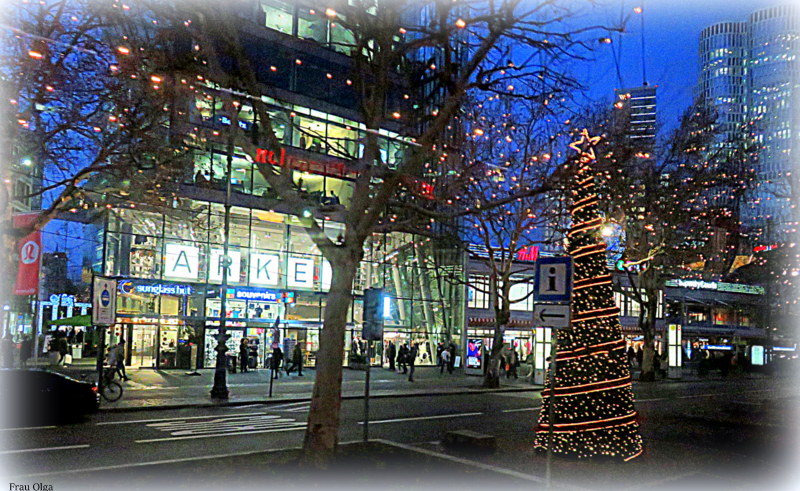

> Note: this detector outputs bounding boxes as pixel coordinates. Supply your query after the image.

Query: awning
[45,315,92,327]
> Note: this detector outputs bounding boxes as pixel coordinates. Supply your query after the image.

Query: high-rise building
[613,85,658,148]
[697,5,799,245]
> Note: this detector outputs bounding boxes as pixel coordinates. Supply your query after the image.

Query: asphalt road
[2,376,799,490]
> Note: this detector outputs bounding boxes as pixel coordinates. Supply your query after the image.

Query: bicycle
[100,367,124,402]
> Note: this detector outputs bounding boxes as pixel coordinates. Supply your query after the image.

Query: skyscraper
[613,85,658,149]
[697,5,799,245]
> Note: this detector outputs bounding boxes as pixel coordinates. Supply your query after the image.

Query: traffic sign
[534,256,573,302]
[92,276,117,326]
[533,304,571,328]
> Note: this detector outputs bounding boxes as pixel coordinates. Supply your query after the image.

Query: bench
[442,429,496,453]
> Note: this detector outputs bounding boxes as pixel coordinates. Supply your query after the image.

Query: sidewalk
[51,361,540,411]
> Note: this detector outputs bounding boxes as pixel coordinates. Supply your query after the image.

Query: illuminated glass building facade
[697,5,799,244]
[81,1,465,370]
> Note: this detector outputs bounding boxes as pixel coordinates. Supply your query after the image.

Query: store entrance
[131,325,157,368]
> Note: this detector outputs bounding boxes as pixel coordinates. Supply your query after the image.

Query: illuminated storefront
[101,203,463,369]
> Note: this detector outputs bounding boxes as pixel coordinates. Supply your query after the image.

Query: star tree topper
[569,129,601,162]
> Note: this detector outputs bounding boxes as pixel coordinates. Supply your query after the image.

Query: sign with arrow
[533,304,571,329]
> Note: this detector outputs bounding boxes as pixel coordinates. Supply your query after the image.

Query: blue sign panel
[119,280,194,296]
[230,287,280,302]
[534,256,573,303]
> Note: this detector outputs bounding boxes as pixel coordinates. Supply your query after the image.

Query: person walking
[440,348,451,375]
[507,349,519,379]
[239,338,250,373]
[448,342,457,373]
[19,335,32,367]
[271,346,283,379]
[286,342,304,376]
[114,339,129,381]
[386,341,396,371]
[398,343,409,374]
[407,343,419,382]
[57,334,69,365]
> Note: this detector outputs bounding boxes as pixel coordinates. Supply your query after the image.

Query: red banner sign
[14,230,41,296]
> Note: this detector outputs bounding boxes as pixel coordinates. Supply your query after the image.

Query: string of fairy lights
[534,129,643,461]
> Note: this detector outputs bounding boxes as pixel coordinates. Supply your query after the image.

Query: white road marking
[374,439,598,490]
[502,406,540,413]
[266,401,310,412]
[96,412,268,425]
[0,444,89,455]
[0,425,56,431]
[135,425,306,443]
[135,413,307,442]
[358,412,483,425]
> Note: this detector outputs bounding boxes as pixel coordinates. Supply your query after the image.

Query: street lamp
[210,111,235,400]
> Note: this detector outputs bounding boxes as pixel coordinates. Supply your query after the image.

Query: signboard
[14,230,41,296]
[664,279,765,295]
[119,280,194,296]
[534,256,572,303]
[286,257,314,289]
[533,304,570,328]
[209,250,241,283]
[92,276,117,326]
[751,345,764,366]
[229,287,280,302]
[466,339,482,369]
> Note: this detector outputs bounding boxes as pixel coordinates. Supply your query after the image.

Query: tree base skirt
[533,424,644,462]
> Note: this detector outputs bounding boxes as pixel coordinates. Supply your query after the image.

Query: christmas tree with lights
[534,129,643,461]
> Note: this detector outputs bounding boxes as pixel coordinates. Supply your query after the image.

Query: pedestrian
[635,347,644,369]
[272,346,283,378]
[57,334,69,365]
[2,333,14,368]
[440,348,451,375]
[436,342,445,367]
[448,342,457,373]
[286,342,304,376]
[398,343,409,374]
[507,349,519,379]
[239,338,249,373]
[114,339,129,381]
[19,335,32,368]
[627,346,636,367]
[407,343,419,382]
[386,341,396,371]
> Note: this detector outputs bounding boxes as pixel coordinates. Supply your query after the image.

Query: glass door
[131,325,157,368]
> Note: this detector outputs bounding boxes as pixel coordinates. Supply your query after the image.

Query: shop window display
[297,8,327,44]
[261,0,294,34]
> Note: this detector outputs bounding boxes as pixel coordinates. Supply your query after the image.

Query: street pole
[210,114,235,401]
[96,326,106,395]
[363,340,372,442]
[545,331,558,490]
[269,353,275,398]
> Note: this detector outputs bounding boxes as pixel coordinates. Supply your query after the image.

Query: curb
[99,385,541,413]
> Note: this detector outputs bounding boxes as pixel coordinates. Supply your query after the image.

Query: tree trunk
[301,255,358,466]
[637,270,661,382]
[483,318,507,388]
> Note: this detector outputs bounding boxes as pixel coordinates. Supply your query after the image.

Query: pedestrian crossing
[135,413,307,443]
[266,401,310,412]
[148,414,306,436]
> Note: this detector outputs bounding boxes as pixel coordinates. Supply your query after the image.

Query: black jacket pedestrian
[407,344,419,381]
[387,341,396,370]
[398,345,409,373]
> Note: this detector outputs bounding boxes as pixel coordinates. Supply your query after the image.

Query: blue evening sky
[563,0,780,131]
